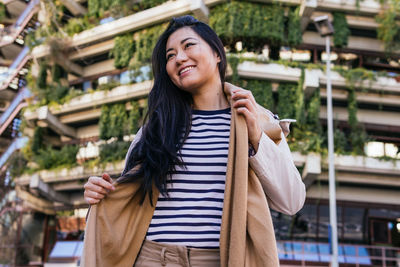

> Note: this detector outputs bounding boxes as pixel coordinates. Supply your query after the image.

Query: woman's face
[165,27,221,93]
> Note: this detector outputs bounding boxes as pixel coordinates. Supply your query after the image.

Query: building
[0,0,399,266]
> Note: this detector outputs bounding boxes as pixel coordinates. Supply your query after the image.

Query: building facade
[0,0,399,266]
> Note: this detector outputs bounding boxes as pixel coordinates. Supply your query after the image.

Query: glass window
[318,205,342,242]
[343,207,365,244]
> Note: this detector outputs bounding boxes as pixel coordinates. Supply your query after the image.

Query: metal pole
[326,36,339,267]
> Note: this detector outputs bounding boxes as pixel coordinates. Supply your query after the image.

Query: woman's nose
[175,50,188,64]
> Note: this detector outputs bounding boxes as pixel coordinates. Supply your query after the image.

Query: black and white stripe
[146,108,231,248]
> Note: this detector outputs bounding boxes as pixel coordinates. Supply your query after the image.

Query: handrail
[0,137,28,169]
[277,240,400,267]
[0,87,31,126]
[0,0,40,47]
[0,46,30,89]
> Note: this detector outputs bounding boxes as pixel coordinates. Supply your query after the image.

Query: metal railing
[0,46,30,89]
[0,0,40,47]
[277,240,400,267]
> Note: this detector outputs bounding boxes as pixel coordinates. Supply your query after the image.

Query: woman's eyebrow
[166,37,198,53]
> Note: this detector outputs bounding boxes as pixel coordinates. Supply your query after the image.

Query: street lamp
[313,15,339,267]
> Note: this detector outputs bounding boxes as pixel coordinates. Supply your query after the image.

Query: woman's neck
[191,83,230,111]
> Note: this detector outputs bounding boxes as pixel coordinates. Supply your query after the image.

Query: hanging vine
[376,0,400,54]
[209,1,285,51]
[110,34,136,69]
[287,7,303,47]
[333,12,350,48]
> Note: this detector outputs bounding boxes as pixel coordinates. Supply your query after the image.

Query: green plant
[241,79,274,110]
[129,24,167,72]
[287,7,303,47]
[99,141,131,163]
[34,145,79,170]
[277,83,298,119]
[227,56,240,85]
[294,68,305,124]
[333,12,350,48]
[64,16,95,36]
[31,127,44,156]
[8,152,28,177]
[99,100,145,140]
[36,63,48,89]
[0,3,6,22]
[209,2,285,51]
[110,34,135,69]
[376,0,400,53]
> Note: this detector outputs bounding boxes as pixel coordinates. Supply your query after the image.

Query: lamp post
[313,15,338,267]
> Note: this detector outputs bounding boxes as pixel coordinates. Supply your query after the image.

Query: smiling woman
[82,15,306,267]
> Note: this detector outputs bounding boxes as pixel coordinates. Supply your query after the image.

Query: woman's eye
[185,42,195,48]
[166,54,175,60]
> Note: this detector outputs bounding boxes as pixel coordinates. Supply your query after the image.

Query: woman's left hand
[226,82,262,151]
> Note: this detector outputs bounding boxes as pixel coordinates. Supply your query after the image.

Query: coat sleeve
[121,128,143,176]
[249,131,306,215]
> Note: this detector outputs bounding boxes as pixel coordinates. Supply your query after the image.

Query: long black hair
[117,15,227,204]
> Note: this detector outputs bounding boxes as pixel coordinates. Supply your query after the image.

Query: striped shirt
[146,107,231,248]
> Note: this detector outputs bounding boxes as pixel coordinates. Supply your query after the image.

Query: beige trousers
[134,239,220,267]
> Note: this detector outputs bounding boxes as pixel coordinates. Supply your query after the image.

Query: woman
[83,15,305,267]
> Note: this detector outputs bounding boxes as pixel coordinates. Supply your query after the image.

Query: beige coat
[81,86,306,267]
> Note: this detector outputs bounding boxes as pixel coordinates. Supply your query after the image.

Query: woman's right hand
[84,173,115,205]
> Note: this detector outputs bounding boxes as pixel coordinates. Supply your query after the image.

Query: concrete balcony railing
[237,61,400,106]
[24,80,152,128]
[32,0,210,59]
[316,0,382,15]
[0,0,40,47]
[301,152,400,205]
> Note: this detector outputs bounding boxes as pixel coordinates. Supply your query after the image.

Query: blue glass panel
[49,241,80,258]
[74,242,84,257]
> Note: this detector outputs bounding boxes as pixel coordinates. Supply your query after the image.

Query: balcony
[278,240,399,267]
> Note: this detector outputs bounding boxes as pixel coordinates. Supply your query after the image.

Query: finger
[232,89,255,102]
[89,176,114,191]
[102,173,112,183]
[86,183,109,195]
[232,99,256,114]
[85,190,106,200]
[85,197,100,205]
[102,173,115,190]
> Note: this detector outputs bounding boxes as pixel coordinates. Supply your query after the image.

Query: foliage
[294,68,305,124]
[241,79,274,110]
[0,3,6,22]
[277,83,298,119]
[34,145,79,170]
[347,88,369,155]
[128,24,167,73]
[88,0,166,19]
[376,0,400,53]
[36,63,48,89]
[64,16,96,36]
[110,34,135,69]
[287,7,303,47]
[334,128,348,154]
[8,152,28,178]
[333,12,350,48]
[227,56,240,85]
[99,100,146,140]
[209,1,285,51]
[31,127,44,156]
[99,141,131,163]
